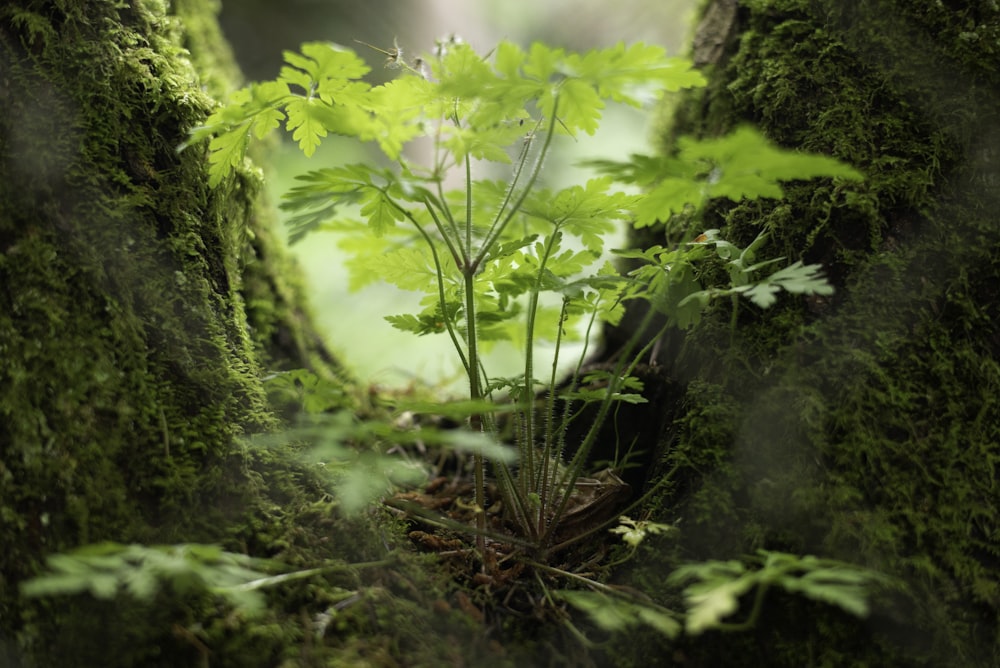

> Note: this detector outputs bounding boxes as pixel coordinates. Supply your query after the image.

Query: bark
[605,0,1000,665]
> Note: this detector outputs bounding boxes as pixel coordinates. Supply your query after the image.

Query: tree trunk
[609,0,1000,665]
[0,1,364,665]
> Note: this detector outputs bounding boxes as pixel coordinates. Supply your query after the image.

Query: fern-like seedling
[188,35,861,570]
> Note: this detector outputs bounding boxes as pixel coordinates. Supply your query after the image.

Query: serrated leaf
[567,42,706,102]
[524,178,633,252]
[684,578,750,634]
[370,246,438,292]
[495,40,526,78]
[285,97,337,156]
[557,78,604,135]
[634,177,706,227]
[281,42,370,95]
[385,313,450,336]
[523,42,564,82]
[444,123,521,164]
[737,261,833,308]
[250,107,285,139]
[360,188,405,235]
[363,76,435,159]
[206,125,250,186]
[680,127,864,203]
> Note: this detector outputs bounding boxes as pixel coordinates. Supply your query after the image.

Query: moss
[0,0,355,660]
[609,0,1000,665]
[0,3,542,664]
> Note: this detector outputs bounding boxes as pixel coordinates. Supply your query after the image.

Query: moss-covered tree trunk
[0,1,361,665]
[609,1,1000,665]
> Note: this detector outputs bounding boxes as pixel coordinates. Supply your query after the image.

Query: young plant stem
[538,298,571,526]
[464,154,473,257]
[463,262,488,560]
[421,196,466,272]
[541,299,667,546]
[478,117,541,254]
[393,201,471,376]
[473,97,560,269]
[521,228,562,515]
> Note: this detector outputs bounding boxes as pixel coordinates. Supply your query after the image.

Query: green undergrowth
[613,0,1000,665]
[21,449,511,667]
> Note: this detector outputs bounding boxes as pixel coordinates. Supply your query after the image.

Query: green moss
[0,0,241,607]
[0,0,354,660]
[612,0,1000,665]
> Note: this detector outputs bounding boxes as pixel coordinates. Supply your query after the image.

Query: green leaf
[524,178,634,252]
[384,298,461,336]
[523,42,564,83]
[369,246,439,292]
[567,42,707,102]
[283,42,368,82]
[556,78,604,135]
[280,165,379,242]
[600,127,863,225]
[558,590,682,638]
[495,40,526,78]
[634,177,706,227]
[434,430,519,464]
[363,76,436,159]
[205,125,250,187]
[736,260,833,308]
[20,542,281,616]
[360,188,406,235]
[609,516,676,549]
[285,97,337,156]
[684,577,752,634]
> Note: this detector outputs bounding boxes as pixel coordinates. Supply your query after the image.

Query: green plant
[188,34,860,573]
[184,39,880,635]
[19,541,394,617]
[559,549,890,640]
[667,550,893,634]
[17,34,886,654]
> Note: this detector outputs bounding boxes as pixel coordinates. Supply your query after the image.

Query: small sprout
[610,515,676,549]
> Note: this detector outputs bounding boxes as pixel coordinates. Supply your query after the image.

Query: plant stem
[523,232,564,531]
[473,96,560,269]
[542,299,667,545]
[477,117,540,255]
[463,261,488,561]
[464,154,473,258]
[392,201,471,376]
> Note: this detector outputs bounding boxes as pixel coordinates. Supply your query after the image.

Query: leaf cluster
[587,126,864,227]
[667,550,892,635]
[20,542,280,616]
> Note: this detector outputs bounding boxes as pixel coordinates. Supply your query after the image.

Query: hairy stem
[542,299,667,545]
[473,96,560,269]
[463,268,488,559]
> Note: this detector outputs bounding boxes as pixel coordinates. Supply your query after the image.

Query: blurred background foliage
[218,0,698,391]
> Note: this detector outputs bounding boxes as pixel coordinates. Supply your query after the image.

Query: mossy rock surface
[606,1,1000,666]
